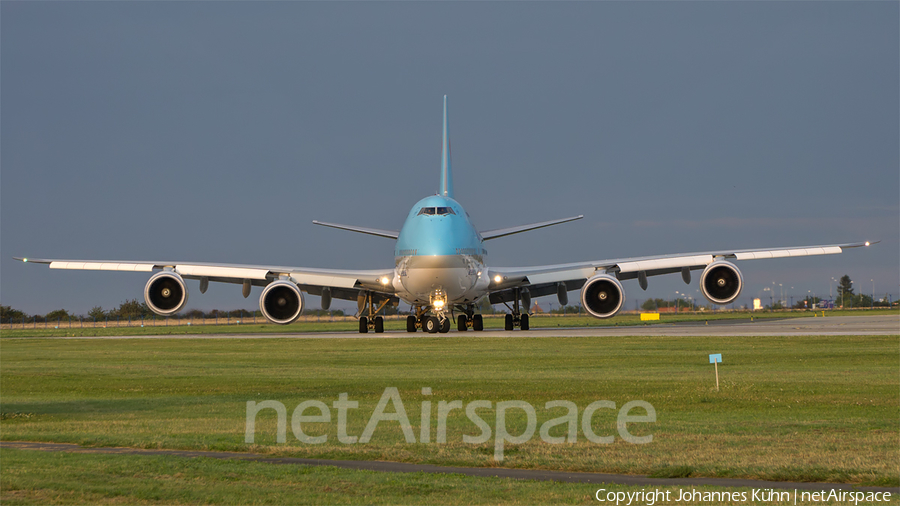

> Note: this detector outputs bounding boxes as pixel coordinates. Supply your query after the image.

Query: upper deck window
[417,207,456,216]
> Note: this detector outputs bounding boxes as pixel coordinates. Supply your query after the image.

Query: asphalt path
[26,314,900,339]
[2,441,895,494]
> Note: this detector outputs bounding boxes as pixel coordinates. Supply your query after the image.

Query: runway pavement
[28,314,899,339]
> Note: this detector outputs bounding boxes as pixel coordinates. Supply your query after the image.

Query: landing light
[493,274,502,283]
[380,276,390,285]
[433,299,445,309]
[865,241,870,246]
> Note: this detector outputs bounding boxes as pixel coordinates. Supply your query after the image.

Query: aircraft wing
[311,221,400,239]
[480,215,583,240]
[485,241,875,303]
[13,258,396,301]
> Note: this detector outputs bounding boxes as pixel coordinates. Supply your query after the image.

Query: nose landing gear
[423,315,450,333]
[405,304,483,333]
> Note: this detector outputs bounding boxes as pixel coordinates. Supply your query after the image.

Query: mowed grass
[5,448,889,506]
[2,308,895,338]
[1,333,897,489]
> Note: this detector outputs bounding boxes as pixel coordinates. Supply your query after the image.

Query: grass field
[2,329,897,501]
[5,448,892,506]
[2,308,896,338]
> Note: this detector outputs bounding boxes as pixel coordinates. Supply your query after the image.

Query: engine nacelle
[260,280,304,324]
[581,274,625,319]
[700,261,743,305]
[144,271,188,316]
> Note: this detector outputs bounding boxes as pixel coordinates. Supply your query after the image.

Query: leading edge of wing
[312,221,399,239]
[13,257,396,292]
[479,215,583,240]
[488,241,877,286]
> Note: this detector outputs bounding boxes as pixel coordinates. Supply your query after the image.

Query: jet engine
[260,280,304,324]
[144,271,188,316]
[581,274,625,319]
[700,261,743,305]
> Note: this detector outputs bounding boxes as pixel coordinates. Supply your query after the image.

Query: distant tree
[855,293,873,308]
[836,275,854,304]
[45,309,70,321]
[550,305,580,314]
[88,306,106,321]
[185,309,205,319]
[113,299,150,319]
[642,298,681,311]
[1,305,26,321]
[641,299,665,311]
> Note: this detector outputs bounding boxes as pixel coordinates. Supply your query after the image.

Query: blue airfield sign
[709,353,722,390]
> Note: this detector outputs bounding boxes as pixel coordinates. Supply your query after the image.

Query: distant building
[531,302,543,313]
[753,298,762,310]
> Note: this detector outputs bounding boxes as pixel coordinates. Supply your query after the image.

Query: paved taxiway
[27,315,899,338]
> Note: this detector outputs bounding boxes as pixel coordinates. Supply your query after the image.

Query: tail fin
[440,95,453,198]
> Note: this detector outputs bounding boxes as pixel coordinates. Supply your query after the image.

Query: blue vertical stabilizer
[440,95,453,198]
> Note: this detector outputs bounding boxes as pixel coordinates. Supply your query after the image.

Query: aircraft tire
[457,314,468,332]
[472,314,484,331]
[520,313,530,331]
[425,316,440,333]
[374,316,384,333]
[359,317,368,334]
[504,314,514,331]
[406,315,417,332]
[440,317,451,333]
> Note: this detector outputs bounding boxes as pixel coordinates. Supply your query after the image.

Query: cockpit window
[417,207,455,216]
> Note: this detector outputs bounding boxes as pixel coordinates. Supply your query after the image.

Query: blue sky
[2,2,897,315]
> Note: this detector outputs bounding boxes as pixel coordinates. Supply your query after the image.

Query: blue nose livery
[16,97,875,334]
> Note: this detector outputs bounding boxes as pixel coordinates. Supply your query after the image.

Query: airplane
[16,96,875,334]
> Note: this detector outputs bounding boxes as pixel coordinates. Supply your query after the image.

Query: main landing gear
[502,287,530,331]
[457,313,484,332]
[455,304,484,332]
[357,292,390,334]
